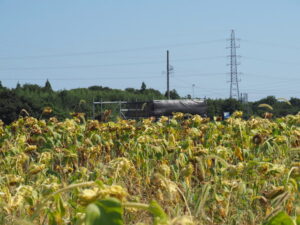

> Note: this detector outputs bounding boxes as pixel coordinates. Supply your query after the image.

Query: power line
[0,56,226,71]
[173,56,225,62]
[186,80,299,91]
[243,56,300,66]
[0,72,226,81]
[242,73,300,82]
[245,83,300,92]
[173,72,226,77]
[0,39,225,60]
[242,39,300,50]
[0,77,163,81]
[4,54,296,72]
[0,61,164,71]
[172,78,225,92]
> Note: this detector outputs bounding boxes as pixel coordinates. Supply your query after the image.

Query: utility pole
[228,30,241,100]
[92,98,95,120]
[192,84,195,99]
[166,50,170,99]
[241,92,250,116]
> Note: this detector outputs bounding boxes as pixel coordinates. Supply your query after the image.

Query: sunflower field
[1,112,300,225]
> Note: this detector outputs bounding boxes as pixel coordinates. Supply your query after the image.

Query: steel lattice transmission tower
[228,29,241,99]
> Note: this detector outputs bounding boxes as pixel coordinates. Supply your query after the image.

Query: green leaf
[296,215,300,225]
[24,196,34,206]
[85,204,101,225]
[264,211,294,225]
[94,180,104,188]
[48,211,58,225]
[148,200,168,225]
[85,198,123,225]
[57,195,66,217]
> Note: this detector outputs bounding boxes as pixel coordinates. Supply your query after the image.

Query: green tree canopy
[44,79,53,92]
[140,82,146,92]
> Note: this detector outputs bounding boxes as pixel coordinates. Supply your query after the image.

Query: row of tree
[0,80,298,124]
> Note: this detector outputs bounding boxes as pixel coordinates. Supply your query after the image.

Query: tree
[140,82,146,92]
[0,90,40,124]
[165,89,180,99]
[16,82,21,90]
[257,96,277,106]
[222,98,242,113]
[290,97,300,107]
[44,79,53,92]
[0,81,7,91]
[23,84,42,92]
[206,99,224,118]
[125,88,137,93]
[89,86,104,91]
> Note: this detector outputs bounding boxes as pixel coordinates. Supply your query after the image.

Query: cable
[0,77,163,81]
[0,39,225,60]
[243,56,300,66]
[172,75,300,96]
[0,72,226,81]
[242,73,300,82]
[0,57,226,71]
[173,72,226,77]
[172,78,226,92]
[0,61,164,71]
[173,56,225,62]
[242,39,300,50]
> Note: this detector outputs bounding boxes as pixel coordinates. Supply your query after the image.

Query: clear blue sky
[0,0,299,101]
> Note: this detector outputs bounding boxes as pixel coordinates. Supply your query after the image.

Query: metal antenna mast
[228,30,240,99]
